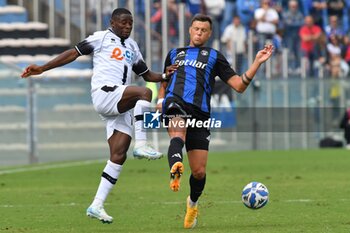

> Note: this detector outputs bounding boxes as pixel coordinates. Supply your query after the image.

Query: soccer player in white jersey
[21,8,176,223]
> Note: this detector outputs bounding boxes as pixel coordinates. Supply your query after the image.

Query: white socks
[134,100,151,145]
[92,160,123,206]
[189,197,198,207]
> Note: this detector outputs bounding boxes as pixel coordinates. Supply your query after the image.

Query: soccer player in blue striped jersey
[157,14,274,229]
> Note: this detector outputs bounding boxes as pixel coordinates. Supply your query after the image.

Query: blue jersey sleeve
[215,51,237,83]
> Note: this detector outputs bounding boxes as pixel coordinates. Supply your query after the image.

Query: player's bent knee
[139,87,152,101]
[192,170,206,180]
[169,132,186,142]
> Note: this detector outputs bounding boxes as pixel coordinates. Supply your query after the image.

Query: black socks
[167,137,184,169]
[189,174,206,202]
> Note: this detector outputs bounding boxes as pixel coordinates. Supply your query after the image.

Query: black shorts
[162,97,211,152]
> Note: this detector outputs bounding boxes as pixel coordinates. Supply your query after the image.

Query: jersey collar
[108,28,127,47]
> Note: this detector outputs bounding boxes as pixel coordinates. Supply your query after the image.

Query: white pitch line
[0,159,105,175]
[151,200,312,205]
[0,203,82,208]
[1,199,349,208]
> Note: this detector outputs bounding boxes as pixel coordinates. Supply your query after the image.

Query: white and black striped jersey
[75,29,148,91]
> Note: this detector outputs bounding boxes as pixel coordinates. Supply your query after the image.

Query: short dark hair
[190,14,212,29]
[111,8,132,18]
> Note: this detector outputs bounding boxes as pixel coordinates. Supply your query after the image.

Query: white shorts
[92,85,133,139]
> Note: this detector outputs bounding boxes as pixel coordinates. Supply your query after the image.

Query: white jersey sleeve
[75,31,103,55]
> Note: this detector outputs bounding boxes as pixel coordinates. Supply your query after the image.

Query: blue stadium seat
[0,38,70,55]
[0,22,48,39]
[0,4,93,79]
[0,0,7,7]
[0,55,92,70]
[0,6,27,23]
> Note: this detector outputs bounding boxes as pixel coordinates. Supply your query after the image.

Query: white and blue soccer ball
[241,182,269,209]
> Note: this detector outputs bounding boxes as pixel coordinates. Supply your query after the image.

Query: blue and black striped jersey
[163,46,237,113]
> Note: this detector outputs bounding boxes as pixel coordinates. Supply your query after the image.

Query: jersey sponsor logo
[201,50,209,56]
[176,51,186,57]
[111,48,123,60]
[110,47,135,64]
[175,59,207,69]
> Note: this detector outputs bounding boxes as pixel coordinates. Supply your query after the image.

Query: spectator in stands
[343,35,350,69]
[87,0,114,31]
[151,0,179,43]
[282,0,304,71]
[236,0,260,31]
[301,0,313,16]
[151,0,162,36]
[329,60,342,123]
[203,0,225,48]
[299,15,323,77]
[341,0,349,32]
[20,8,177,224]
[168,0,179,42]
[220,0,237,34]
[278,0,292,11]
[254,0,279,50]
[326,33,349,76]
[134,0,146,55]
[327,0,345,19]
[186,0,206,16]
[270,0,283,12]
[309,0,328,28]
[327,34,345,123]
[270,0,284,26]
[327,33,343,60]
[339,106,350,149]
[325,15,346,39]
[221,16,246,74]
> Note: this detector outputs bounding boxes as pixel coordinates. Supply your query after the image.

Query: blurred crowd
[191,0,350,80]
[156,0,350,80]
[84,0,350,81]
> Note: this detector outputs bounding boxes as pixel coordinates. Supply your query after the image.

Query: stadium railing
[1,58,348,166]
[1,1,349,166]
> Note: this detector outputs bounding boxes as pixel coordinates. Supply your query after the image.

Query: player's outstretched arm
[142,64,178,82]
[227,44,274,93]
[21,48,80,78]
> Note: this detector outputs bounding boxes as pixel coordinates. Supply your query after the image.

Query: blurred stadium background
[0,0,349,166]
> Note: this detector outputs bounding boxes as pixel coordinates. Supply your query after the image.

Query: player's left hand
[255,44,274,64]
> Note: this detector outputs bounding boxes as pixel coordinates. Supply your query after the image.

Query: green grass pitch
[1,150,350,233]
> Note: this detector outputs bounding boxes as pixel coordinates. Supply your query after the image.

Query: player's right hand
[21,65,43,78]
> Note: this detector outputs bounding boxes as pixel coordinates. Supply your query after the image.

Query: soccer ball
[241,182,269,209]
